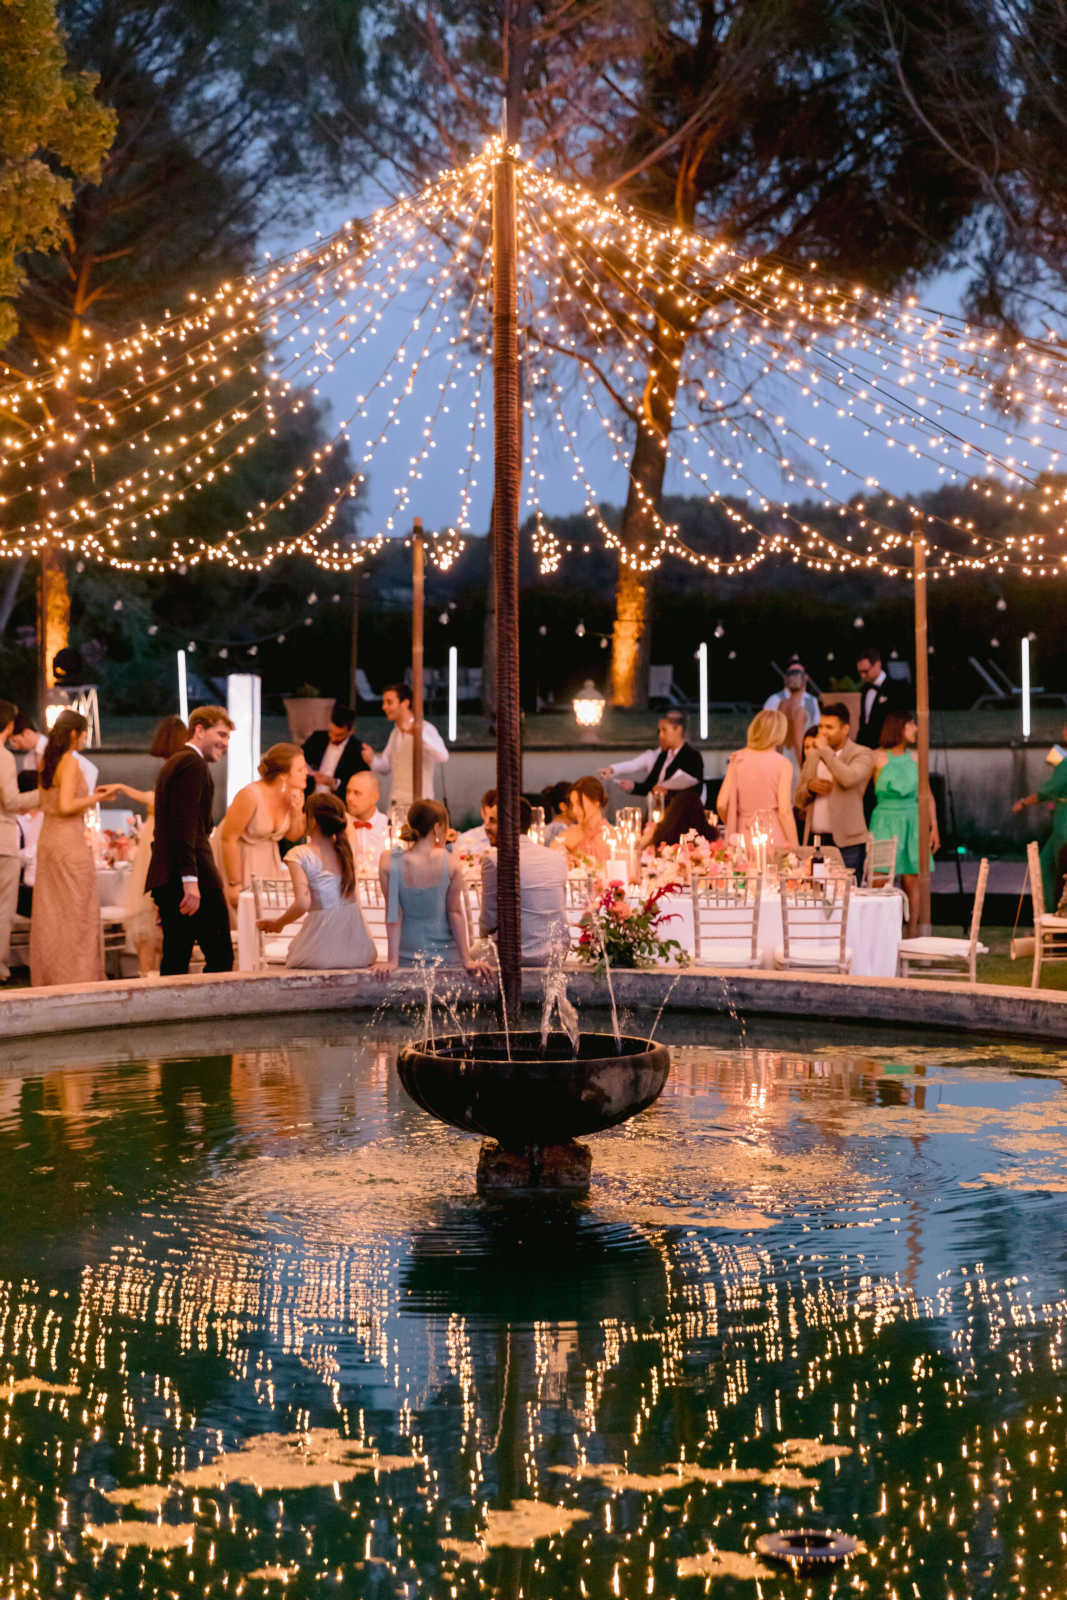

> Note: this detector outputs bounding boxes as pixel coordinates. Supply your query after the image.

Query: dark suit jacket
[857,674,911,748]
[631,742,705,796]
[145,748,221,891]
[301,731,368,797]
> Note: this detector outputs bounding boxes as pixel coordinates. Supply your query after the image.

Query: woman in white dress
[257,793,377,970]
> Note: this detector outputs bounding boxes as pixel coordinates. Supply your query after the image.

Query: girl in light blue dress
[379,800,489,975]
[257,793,376,969]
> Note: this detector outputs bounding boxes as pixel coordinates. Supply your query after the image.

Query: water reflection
[0,1021,1064,1594]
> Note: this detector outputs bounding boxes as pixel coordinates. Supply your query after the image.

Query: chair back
[357,873,388,957]
[565,873,595,910]
[961,857,989,955]
[251,875,298,966]
[864,833,898,889]
[461,876,482,947]
[780,874,851,966]
[691,872,761,963]
[1027,839,1046,919]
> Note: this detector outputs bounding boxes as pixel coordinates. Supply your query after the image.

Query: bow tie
[351,819,373,829]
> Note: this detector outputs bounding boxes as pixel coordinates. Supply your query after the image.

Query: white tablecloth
[567,887,903,977]
[96,863,131,912]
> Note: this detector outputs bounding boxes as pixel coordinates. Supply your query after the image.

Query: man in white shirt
[361,682,449,808]
[344,771,390,872]
[480,798,567,965]
[457,789,497,854]
[9,712,97,789]
[0,701,40,982]
[600,711,704,801]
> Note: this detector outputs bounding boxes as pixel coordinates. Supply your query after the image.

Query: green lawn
[933,922,1067,990]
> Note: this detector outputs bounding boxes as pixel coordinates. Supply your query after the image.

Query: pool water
[1,1011,1066,1597]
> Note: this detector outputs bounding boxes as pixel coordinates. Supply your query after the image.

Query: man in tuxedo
[599,711,704,801]
[856,649,910,748]
[302,701,367,797]
[146,705,235,976]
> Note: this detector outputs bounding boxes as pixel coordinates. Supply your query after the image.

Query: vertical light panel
[448,645,458,743]
[226,674,262,806]
[1021,638,1031,740]
[177,650,189,725]
[697,642,708,741]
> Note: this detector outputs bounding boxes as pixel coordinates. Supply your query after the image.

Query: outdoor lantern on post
[573,680,606,743]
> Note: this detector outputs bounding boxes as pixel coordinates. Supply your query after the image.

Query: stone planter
[283,696,334,744]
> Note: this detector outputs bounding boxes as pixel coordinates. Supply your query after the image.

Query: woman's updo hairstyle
[258,742,302,782]
[569,774,607,810]
[306,792,356,899]
[401,798,449,843]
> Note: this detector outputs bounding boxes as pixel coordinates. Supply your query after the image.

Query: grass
[930,922,1067,990]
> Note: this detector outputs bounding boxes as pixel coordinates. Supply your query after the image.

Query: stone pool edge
[1,967,1065,1043]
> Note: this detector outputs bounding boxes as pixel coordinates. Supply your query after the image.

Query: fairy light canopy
[2,137,1067,580]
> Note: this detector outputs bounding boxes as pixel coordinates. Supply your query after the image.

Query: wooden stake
[913,529,932,935]
[412,517,425,802]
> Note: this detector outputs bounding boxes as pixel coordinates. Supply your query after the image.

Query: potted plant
[283,682,334,744]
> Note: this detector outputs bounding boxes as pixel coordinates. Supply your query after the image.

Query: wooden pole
[348,570,360,709]
[492,142,522,1019]
[412,517,425,802]
[913,530,932,935]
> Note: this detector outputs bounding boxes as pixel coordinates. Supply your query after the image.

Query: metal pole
[412,517,425,802]
[913,530,932,935]
[492,143,522,1019]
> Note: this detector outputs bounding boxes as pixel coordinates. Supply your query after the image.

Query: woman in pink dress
[716,709,798,849]
[30,711,117,987]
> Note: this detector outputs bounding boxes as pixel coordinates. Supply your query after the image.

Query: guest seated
[213,743,307,921]
[716,709,799,848]
[344,770,389,872]
[553,775,611,869]
[378,800,489,975]
[258,793,377,969]
[457,788,497,854]
[480,797,567,965]
[541,781,573,844]
[639,787,717,854]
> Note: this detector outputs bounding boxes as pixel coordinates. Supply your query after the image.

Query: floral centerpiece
[576,881,689,970]
[644,831,747,887]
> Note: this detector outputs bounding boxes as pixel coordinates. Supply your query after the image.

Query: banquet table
[567,885,904,978]
[96,862,131,912]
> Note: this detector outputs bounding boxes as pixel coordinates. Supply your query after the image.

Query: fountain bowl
[396,1031,670,1150]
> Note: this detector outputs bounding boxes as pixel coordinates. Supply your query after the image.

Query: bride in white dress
[257,793,377,970]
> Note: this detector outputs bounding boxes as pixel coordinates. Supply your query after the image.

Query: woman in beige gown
[30,711,117,988]
[213,743,307,924]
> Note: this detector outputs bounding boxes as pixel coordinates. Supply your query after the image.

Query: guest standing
[302,701,367,796]
[480,797,568,965]
[870,712,939,935]
[856,648,911,748]
[29,711,116,987]
[146,705,235,976]
[117,716,189,975]
[1012,720,1067,909]
[0,700,40,983]
[553,776,612,870]
[794,702,875,880]
[796,725,821,842]
[764,664,821,778]
[344,770,390,873]
[600,711,704,799]
[715,710,798,848]
[258,793,377,970]
[378,800,487,974]
[361,683,449,807]
[214,743,307,920]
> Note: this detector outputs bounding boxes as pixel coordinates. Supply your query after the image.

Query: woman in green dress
[1012,728,1067,911]
[869,712,939,936]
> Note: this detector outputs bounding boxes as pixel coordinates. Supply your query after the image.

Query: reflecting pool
[1,1010,1066,1597]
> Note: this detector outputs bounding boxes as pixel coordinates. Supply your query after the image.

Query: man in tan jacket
[794,702,874,881]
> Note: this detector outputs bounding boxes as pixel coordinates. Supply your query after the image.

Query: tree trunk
[609,314,688,708]
[37,547,70,717]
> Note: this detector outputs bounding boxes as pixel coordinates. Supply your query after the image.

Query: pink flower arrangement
[576,880,688,970]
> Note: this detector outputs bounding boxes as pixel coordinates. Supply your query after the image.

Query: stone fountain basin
[396,1031,670,1149]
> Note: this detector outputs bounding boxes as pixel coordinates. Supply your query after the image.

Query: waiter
[599,710,704,799]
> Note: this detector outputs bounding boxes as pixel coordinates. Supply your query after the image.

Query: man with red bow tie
[344,770,390,873]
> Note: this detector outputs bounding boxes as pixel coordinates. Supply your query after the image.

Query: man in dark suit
[146,704,235,976]
[302,701,367,798]
[856,648,911,748]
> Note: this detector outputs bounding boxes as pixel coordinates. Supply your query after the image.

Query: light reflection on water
[0,1011,1065,1596]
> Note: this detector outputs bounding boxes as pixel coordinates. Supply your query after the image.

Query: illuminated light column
[448,646,458,743]
[226,674,261,807]
[697,642,709,742]
[177,650,189,725]
[1021,637,1032,740]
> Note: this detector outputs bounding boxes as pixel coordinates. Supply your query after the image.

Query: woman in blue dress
[869,711,939,936]
[379,799,490,976]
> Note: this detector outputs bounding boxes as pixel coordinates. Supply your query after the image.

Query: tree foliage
[0,0,114,348]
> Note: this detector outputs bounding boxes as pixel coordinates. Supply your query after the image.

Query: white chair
[864,834,898,889]
[565,873,595,911]
[775,875,852,974]
[251,875,302,967]
[691,873,762,967]
[897,858,989,983]
[461,876,483,947]
[1023,841,1067,988]
[357,874,388,959]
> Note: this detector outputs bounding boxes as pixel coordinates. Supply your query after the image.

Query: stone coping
[1,965,1065,1047]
